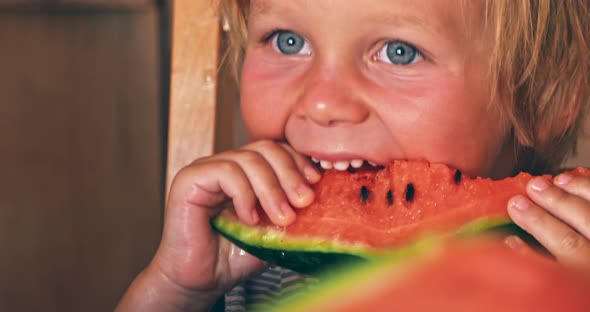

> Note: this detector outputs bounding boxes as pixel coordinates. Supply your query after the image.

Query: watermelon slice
[212,160,590,274]
[259,238,590,312]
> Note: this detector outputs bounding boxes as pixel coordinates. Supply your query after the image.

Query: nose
[293,64,369,127]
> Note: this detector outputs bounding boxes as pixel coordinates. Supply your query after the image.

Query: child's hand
[116,140,320,312]
[508,172,590,273]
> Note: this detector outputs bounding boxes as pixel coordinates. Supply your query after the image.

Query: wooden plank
[166,0,221,193]
[0,8,162,311]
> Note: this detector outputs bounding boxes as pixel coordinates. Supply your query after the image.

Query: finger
[554,173,590,202]
[526,177,590,239]
[217,149,296,226]
[278,142,322,184]
[173,159,259,225]
[225,242,269,282]
[508,195,590,270]
[504,235,537,256]
[245,140,317,208]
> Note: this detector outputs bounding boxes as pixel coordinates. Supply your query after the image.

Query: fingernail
[555,173,573,185]
[279,203,295,220]
[504,235,525,250]
[530,178,548,192]
[304,165,321,183]
[510,195,531,211]
[295,184,314,205]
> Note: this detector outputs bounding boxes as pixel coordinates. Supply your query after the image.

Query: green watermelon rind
[254,233,538,312]
[211,213,517,275]
[253,237,443,312]
[256,226,539,312]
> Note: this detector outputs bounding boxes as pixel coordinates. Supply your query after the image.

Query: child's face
[240,0,515,178]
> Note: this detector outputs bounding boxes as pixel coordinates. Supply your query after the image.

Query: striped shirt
[224,267,318,311]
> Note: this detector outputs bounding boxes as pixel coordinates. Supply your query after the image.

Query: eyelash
[261,29,283,44]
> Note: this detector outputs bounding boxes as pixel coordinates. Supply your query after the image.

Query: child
[116,0,590,311]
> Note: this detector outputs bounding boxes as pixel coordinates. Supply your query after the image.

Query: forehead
[248,0,481,41]
[251,0,490,56]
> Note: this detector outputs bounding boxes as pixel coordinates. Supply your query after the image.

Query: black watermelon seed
[454,170,462,184]
[405,184,415,202]
[386,189,394,206]
[360,186,370,204]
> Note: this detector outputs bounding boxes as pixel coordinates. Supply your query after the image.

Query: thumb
[227,245,269,282]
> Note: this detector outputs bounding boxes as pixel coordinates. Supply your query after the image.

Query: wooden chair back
[167,0,237,193]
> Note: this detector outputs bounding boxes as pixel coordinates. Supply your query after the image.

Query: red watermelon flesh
[252,160,590,249]
[277,239,590,312]
[354,242,590,312]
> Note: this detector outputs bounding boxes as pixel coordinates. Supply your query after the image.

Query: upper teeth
[311,158,376,171]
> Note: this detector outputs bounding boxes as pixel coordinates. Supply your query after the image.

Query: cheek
[424,81,509,174]
[372,72,510,175]
[240,53,296,140]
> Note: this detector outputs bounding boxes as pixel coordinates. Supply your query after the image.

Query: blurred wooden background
[0,0,588,311]
[0,1,166,311]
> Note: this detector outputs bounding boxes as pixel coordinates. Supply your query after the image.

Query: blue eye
[271,31,311,55]
[377,40,423,65]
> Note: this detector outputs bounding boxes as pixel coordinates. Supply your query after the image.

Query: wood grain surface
[0,6,163,311]
[166,0,221,193]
